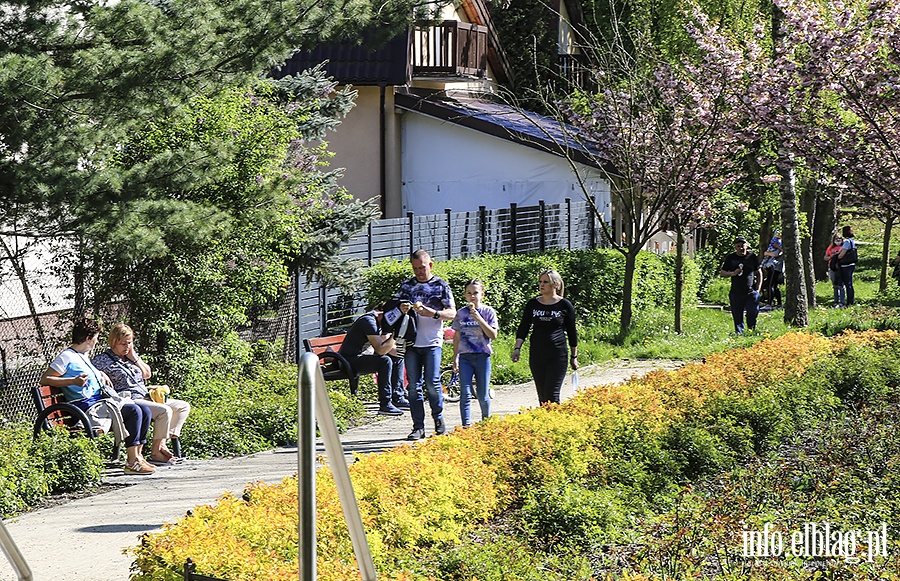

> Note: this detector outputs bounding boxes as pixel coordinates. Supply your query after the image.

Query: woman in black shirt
[512,269,578,404]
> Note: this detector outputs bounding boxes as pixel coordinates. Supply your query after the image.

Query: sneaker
[407,428,425,440]
[378,403,404,416]
[434,417,446,435]
[393,397,410,409]
[123,460,155,475]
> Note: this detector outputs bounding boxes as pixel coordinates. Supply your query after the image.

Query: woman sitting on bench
[92,323,190,465]
[40,317,156,475]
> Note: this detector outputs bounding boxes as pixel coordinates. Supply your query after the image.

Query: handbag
[839,242,858,266]
[829,253,840,271]
[148,385,170,403]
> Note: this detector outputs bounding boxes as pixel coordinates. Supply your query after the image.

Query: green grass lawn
[576,277,900,364]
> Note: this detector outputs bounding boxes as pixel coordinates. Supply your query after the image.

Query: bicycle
[440,366,493,403]
[440,366,462,402]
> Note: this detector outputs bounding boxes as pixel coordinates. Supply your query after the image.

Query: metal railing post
[539,200,546,252]
[407,212,414,256]
[0,520,33,581]
[297,353,317,581]
[297,353,377,581]
[565,197,571,249]
[445,208,452,260]
[319,285,327,335]
[510,203,517,254]
[479,206,486,255]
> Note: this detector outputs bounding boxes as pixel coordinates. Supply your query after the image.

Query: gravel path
[0,359,682,581]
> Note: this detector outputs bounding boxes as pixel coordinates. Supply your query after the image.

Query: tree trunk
[619,249,637,340]
[800,178,817,308]
[881,215,895,292]
[778,157,809,327]
[674,225,684,334]
[812,191,837,279]
[759,212,774,258]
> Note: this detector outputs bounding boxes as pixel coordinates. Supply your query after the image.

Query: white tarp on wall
[400,112,611,219]
[0,236,71,319]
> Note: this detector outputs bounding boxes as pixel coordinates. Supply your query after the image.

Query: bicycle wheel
[441,367,461,402]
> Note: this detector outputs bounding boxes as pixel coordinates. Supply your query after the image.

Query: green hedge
[363,249,700,332]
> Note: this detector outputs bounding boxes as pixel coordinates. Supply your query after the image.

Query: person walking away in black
[837,225,858,307]
[511,269,578,405]
[719,236,762,334]
[338,305,404,416]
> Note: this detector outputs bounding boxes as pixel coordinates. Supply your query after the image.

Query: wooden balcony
[411,20,489,79]
[557,53,596,92]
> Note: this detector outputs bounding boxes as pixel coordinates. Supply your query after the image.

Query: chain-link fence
[2,198,600,423]
[0,304,127,424]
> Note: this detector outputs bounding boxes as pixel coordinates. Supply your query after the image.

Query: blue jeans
[404,346,443,431]
[73,397,150,448]
[458,353,491,426]
[389,355,406,402]
[840,264,855,306]
[729,290,759,334]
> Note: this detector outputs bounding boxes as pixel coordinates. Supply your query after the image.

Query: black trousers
[345,353,392,406]
[530,348,568,405]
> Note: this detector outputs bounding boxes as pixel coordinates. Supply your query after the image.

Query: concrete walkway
[0,360,679,581]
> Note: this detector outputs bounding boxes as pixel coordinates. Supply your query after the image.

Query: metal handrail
[298,352,376,581]
[0,520,33,581]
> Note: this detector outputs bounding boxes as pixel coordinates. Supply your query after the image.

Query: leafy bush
[609,402,900,580]
[0,424,105,517]
[519,482,632,550]
[0,424,51,516]
[814,339,896,406]
[153,333,365,458]
[428,531,594,581]
[813,305,900,336]
[32,428,106,492]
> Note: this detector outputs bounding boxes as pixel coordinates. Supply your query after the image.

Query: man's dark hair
[72,317,101,344]
[842,225,854,238]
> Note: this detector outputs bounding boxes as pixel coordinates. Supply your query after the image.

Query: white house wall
[400,111,610,218]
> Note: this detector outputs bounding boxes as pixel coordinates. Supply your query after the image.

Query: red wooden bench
[31,384,122,460]
[302,334,362,397]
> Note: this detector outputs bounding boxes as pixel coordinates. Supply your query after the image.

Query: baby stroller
[760,252,784,306]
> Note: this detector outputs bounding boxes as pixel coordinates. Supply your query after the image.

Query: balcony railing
[411,20,489,79]
[558,53,596,92]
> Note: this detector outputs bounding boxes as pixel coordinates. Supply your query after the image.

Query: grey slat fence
[245,197,601,362]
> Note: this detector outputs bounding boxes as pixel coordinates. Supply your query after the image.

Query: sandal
[123,460,155,475]
[148,454,182,465]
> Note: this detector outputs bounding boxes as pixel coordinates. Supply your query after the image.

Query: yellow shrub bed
[131,331,867,581]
